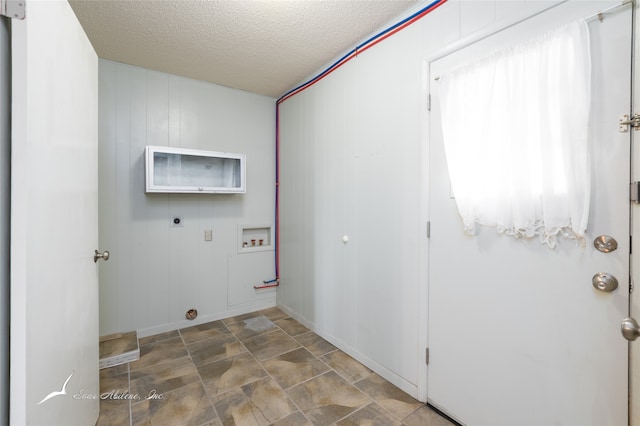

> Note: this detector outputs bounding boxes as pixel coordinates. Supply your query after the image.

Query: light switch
[204,229,213,241]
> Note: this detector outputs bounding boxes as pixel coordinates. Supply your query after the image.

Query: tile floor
[100,331,138,359]
[100,331,140,369]
[97,307,454,426]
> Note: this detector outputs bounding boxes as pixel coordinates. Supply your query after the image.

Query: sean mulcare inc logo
[37,370,165,405]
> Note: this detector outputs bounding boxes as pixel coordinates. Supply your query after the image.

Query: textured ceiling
[69,0,421,98]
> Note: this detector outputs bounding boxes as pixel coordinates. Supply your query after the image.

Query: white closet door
[10,1,100,424]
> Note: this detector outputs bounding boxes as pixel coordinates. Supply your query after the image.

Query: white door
[428,2,631,425]
[10,1,100,425]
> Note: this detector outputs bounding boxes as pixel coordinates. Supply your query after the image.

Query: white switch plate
[204,229,213,241]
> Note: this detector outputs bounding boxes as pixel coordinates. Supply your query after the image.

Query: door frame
[630,1,639,424]
[0,13,10,426]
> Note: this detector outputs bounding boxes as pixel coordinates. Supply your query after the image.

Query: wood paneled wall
[98,60,277,337]
[277,0,561,399]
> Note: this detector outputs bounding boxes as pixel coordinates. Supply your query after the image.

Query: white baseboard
[276,303,420,401]
[136,298,276,338]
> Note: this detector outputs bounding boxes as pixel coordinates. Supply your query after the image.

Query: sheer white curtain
[439,20,591,248]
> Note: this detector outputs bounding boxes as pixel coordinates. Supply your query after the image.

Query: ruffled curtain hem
[462,219,585,249]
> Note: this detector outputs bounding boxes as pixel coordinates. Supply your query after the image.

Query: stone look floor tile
[354,373,422,420]
[96,399,131,426]
[286,371,370,426]
[130,336,188,371]
[130,355,200,397]
[295,331,337,357]
[320,350,372,383]
[138,330,179,346]
[131,381,217,426]
[270,411,312,426]
[97,365,132,426]
[336,402,403,425]
[222,311,263,325]
[100,331,139,358]
[260,307,288,321]
[198,352,268,396]
[275,317,309,336]
[242,330,301,361]
[403,405,456,426]
[212,377,297,425]
[262,347,329,389]
[186,334,247,367]
[100,363,129,394]
[197,420,223,426]
[98,308,453,426]
[226,316,277,340]
[180,320,230,345]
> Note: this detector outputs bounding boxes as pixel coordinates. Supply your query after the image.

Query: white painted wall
[278,2,433,398]
[277,0,591,399]
[98,60,277,337]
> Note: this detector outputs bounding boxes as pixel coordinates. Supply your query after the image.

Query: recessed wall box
[238,225,273,253]
[145,145,246,194]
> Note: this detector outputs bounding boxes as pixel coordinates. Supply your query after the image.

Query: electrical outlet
[204,229,213,241]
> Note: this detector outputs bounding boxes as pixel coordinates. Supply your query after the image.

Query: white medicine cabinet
[145,146,246,193]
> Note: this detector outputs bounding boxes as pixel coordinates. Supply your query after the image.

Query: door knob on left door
[94,249,110,263]
[621,317,640,341]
